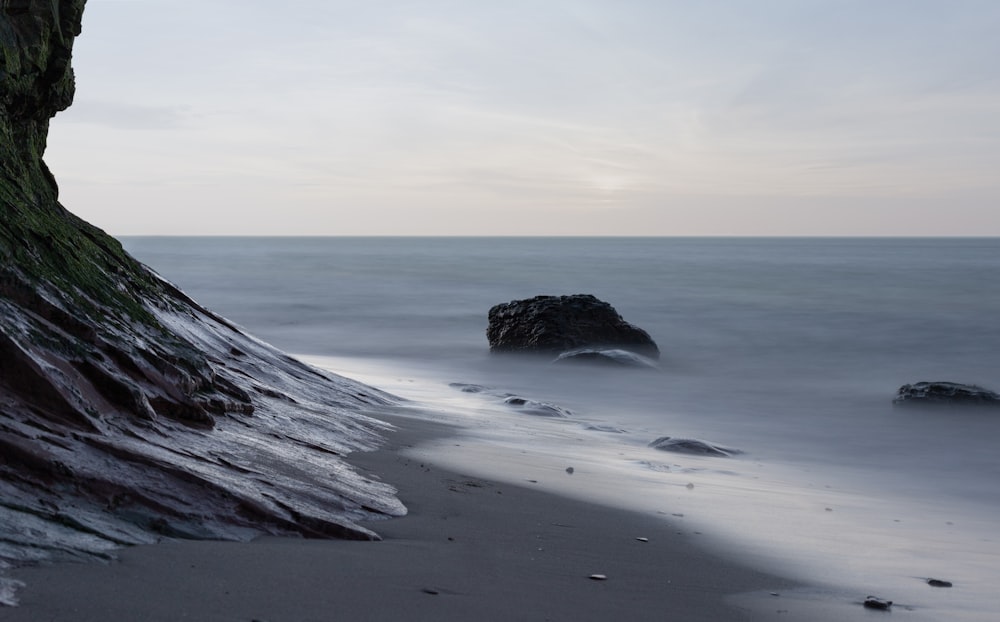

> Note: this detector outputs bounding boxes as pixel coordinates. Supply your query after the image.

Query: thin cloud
[49,0,1000,235]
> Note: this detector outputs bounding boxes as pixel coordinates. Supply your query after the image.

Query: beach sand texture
[3,417,799,622]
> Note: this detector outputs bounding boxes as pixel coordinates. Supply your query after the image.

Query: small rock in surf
[553,348,658,369]
[502,395,572,417]
[863,596,892,610]
[893,381,1000,407]
[649,436,741,457]
[449,383,488,393]
[584,424,626,433]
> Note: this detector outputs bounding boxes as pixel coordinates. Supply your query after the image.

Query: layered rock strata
[0,1,404,567]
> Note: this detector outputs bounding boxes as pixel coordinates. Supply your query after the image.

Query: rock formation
[893,381,1000,407]
[0,1,403,570]
[486,294,659,359]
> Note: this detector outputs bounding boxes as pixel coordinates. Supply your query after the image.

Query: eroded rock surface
[487,294,659,359]
[0,1,403,569]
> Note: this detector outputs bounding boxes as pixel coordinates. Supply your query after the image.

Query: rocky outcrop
[0,1,403,570]
[893,382,1000,407]
[486,294,659,359]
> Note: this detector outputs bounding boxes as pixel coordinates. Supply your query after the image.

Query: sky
[44,0,1000,236]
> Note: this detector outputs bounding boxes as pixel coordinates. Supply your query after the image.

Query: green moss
[0,0,187,345]
[0,170,161,325]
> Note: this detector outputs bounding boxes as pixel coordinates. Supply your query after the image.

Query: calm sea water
[123,236,1000,619]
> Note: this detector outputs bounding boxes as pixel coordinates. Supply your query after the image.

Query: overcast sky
[45,0,1000,236]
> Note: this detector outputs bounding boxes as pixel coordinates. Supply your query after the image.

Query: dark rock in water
[487,294,659,359]
[449,382,487,393]
[649,437,741,457]
[863,596,892,610]
[0,2,403,569]
[448,383,574,418]
[503,395,572,417]
[585,424,626,434]
[554,348,658,369]
[927,578,953,588]
[893,381,1000,407]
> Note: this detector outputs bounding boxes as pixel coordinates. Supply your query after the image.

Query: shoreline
[0,413,808,621]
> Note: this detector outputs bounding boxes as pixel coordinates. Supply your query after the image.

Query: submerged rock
[648,437,741,457]
[0,2,404,568]
[893,382,1000,407]
[553,348,658,369]
[486,294,659,359]
[862,596,893,610]
[449,382,487,393]
[503,395,572,418]
[584,424,627,434]
[448,383,574,418]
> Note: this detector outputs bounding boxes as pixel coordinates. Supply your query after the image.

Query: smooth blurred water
[123,236,1000,619]
[122,237,1000,466]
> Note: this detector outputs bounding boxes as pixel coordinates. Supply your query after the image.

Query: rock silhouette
[487,294,659,359]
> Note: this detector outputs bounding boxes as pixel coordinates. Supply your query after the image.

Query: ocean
[122,236,1000,620]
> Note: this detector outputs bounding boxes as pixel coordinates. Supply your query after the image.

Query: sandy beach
[3,2,997,620]
[0,414,805,622]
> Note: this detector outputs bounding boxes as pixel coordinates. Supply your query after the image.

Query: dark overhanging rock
[486,294,660,360]
[0,1,404,572]
[893,381,1000,408]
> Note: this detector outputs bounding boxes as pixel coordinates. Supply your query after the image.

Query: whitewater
[123,236,1000,620]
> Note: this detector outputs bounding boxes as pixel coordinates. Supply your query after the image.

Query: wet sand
[2,416,798,621]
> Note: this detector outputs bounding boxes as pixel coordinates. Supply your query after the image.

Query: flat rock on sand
[5,416,795,622]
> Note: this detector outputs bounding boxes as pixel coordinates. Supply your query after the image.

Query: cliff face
[0,1,403,572]
[1,0,252,449]
[1,0,81,194]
